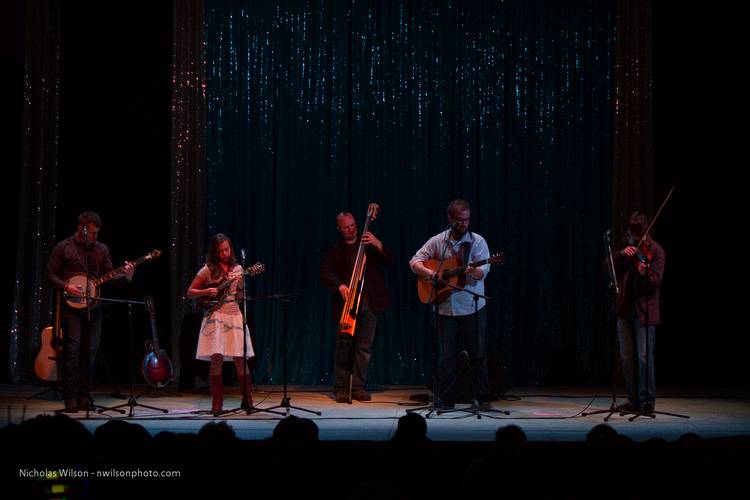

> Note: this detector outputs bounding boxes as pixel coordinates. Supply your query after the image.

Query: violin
[621,185,675,273]
[637,240,653,264]
[626,234,653,266]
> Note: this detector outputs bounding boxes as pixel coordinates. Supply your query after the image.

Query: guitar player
[409,199,494,411]
[46,211,134,412]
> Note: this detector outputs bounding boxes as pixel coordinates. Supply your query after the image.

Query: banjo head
[64,274,99,310]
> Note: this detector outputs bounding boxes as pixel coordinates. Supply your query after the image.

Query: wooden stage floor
[2,384,749,442]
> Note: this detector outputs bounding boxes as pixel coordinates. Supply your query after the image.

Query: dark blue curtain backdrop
[199,0,614,386]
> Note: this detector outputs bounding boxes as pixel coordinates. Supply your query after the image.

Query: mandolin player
[186,233,256,415]
[46,211,134,412]
[409,199,493,411]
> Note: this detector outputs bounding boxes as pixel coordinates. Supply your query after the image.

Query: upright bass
[338,203,380,337]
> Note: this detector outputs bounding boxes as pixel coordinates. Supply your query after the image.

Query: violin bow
[638,185,675,247]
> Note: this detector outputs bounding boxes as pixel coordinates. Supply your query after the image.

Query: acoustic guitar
[417,253,505,304]
[34,291,63,382]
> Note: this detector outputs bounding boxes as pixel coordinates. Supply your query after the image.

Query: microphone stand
[221,252,287,417]
[582,229,623,420]
[54,293,126,416]
[100,296,168,416]
[56,235,124,416]
[435,284,509,418]
[261,293,321,416]
[626,248,688,422]
[406,228,452,418]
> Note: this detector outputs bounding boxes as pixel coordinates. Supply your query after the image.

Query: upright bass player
[320,204,393,403]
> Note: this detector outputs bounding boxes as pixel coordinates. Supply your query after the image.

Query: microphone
[443,222,453,241]
[240,249,246,262]
[444,221,460,239]
[82,225,88,244]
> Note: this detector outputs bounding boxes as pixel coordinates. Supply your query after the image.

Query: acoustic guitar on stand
[34,291,64,382]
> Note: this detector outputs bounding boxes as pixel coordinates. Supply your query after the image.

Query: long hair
[205,233,236,276]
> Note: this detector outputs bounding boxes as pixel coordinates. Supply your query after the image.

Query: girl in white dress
[186,234,254,415]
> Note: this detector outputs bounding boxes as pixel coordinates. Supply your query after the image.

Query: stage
[3,384,749,442]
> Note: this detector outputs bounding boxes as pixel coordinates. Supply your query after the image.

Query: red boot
[241,373,253,407]
[210,375,224,415]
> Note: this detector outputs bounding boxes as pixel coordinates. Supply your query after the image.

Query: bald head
[336,212,358,244]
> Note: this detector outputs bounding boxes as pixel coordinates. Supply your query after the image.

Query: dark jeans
[61,308,102,401]
[436,308,489,404]
[617,316,656,408]
[334,307,377,392]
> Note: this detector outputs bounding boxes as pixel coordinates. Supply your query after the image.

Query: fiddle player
[320,210,393,403]
[613,211,665,415]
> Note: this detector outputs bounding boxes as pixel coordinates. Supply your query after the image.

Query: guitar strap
[460,240,472,266]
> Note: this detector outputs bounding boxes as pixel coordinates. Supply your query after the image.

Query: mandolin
[141,295,174,388]
[196,261,265,313]
[417,253,505,304]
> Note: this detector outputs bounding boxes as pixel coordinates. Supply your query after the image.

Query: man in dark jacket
[613,211,665,415]
[320,210,392,402]
[47,211,134,412]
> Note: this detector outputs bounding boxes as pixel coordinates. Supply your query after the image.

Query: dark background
[1,1,742,390]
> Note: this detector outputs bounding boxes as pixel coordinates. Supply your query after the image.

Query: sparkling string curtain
[171,0,207,381]
[8,0,62,382]
[199,0,615,386]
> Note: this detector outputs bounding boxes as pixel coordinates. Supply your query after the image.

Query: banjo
[63,249,161,310]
